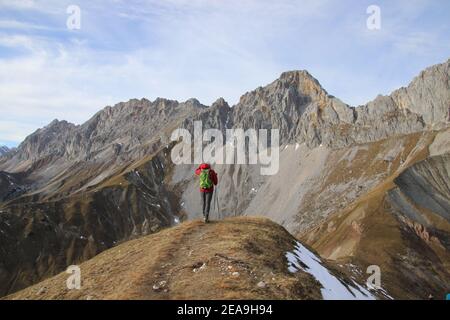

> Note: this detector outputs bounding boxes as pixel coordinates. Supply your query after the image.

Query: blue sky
[0,0,449,147]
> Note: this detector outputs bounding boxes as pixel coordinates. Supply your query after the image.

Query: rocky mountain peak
[184,98,206,109]
[43,119,76,130]
[235,70,333,124]
[279,69,320,84]
[278,69,329,99]
[24,120,77,145]
[388,58,450,126]
[211,97,230,109]
[153,97,177,108]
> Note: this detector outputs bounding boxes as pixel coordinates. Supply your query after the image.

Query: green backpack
[200,169,213,189]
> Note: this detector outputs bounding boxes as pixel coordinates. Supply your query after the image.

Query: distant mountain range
[0,59,449,299]
[0,146,12,157]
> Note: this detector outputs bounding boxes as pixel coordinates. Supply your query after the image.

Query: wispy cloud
[0,0,37,10]
[0,0,64,14]
[0,19,53,30]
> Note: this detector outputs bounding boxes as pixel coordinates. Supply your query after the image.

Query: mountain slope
[0,145,182,296]
[4,217,380,300]
[301,147,450,299]
[175,59,450,221]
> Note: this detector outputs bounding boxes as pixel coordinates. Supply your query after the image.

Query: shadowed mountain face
[392,154,450,223]
[0,59,449,298]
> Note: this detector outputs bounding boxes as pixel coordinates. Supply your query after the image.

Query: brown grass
[4,217,322,300]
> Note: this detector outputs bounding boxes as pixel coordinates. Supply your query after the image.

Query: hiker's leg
[205,192,213,219]
[201,192,206,217]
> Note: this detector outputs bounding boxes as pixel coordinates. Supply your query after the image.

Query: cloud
[0,34,36,49]
[0,19,53,30]
[0,0,65,14]
[0,0,36,10]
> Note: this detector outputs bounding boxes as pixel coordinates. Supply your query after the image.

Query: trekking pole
[212,188,217,221]
[215,186,218,220]
[215,185,220,220]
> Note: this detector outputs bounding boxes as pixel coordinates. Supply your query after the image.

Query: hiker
[195,163,218,223]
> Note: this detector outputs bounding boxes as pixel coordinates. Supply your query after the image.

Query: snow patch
[286,241,376,300]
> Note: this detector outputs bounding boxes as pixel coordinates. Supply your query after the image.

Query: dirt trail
[128,220,212,299]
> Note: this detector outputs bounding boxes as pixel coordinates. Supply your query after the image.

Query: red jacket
[195,163,218,193]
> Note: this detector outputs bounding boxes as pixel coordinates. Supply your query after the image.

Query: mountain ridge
[2,58,449,171]
[3,217,382,300]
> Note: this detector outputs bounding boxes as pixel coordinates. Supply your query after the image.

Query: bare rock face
[392,154,450,223]
[390,61,450,126]
[1,98,206,173]
[232,71,324,141]
[2,59,449,176]
[231,59,449,148]
[181,97,232,134]
[176,59,449,226]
